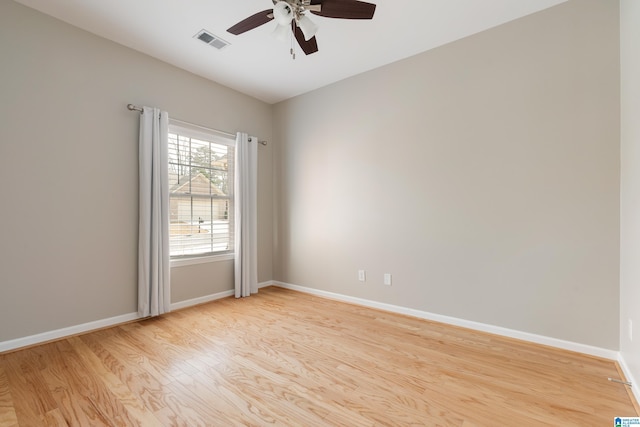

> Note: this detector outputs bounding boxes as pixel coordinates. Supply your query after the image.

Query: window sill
[170,253,234,268]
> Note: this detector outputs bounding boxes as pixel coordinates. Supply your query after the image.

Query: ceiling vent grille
[194,29,230,50]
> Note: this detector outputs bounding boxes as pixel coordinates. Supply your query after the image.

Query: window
[168,122,234,258]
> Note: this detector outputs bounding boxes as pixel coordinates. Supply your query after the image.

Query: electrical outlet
[629,319,633,342]
[358,270,366,282]
[384,273,392,286]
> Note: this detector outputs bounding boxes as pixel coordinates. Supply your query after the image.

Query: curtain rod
[127,104,267,146]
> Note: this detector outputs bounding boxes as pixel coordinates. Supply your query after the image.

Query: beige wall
[620,0,640,391]
[273,0,620,349]
[0,0,273,342]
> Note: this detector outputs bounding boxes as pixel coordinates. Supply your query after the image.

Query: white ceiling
[13,0,567,104]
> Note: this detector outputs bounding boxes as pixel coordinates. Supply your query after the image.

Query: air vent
[194,29,230,50]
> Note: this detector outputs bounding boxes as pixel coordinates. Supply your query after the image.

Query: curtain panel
[234,132,258,298]
[138,107,171,317]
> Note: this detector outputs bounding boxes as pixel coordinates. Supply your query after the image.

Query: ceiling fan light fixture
[296,15,318,41]
[271,23,290,42]
[273,1,294,26]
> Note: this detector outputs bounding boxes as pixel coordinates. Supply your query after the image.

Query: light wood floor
[0,286,637,426]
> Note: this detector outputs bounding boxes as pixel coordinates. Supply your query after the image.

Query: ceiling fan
[227,0,376,57]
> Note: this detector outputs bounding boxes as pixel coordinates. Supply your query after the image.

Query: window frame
[167,120,235,262]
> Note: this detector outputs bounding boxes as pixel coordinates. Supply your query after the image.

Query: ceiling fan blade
[227,9,274,35]
[292,21,319,55]
[310,0,376,19]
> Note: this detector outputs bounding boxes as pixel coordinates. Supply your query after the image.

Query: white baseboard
[0,282,277,353]
[172,281,274,311]
[258,280,272,289]
[170,289,235,311]
[270,281,619,360]
[0,281,621,364]
[0,312,140,353]
[171,281,275,311]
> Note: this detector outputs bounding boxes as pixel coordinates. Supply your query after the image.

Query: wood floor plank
[78,333,164,411]
[171,369,284,426]
[1,350,58,426]
[79,334,193,423]
[154,376,239,426]
[0,286,637,426]
[67,337,162,426]
[41,408,69,427]
[95,329,175,386]
[0,365,18,427]
[39,340,119,426]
